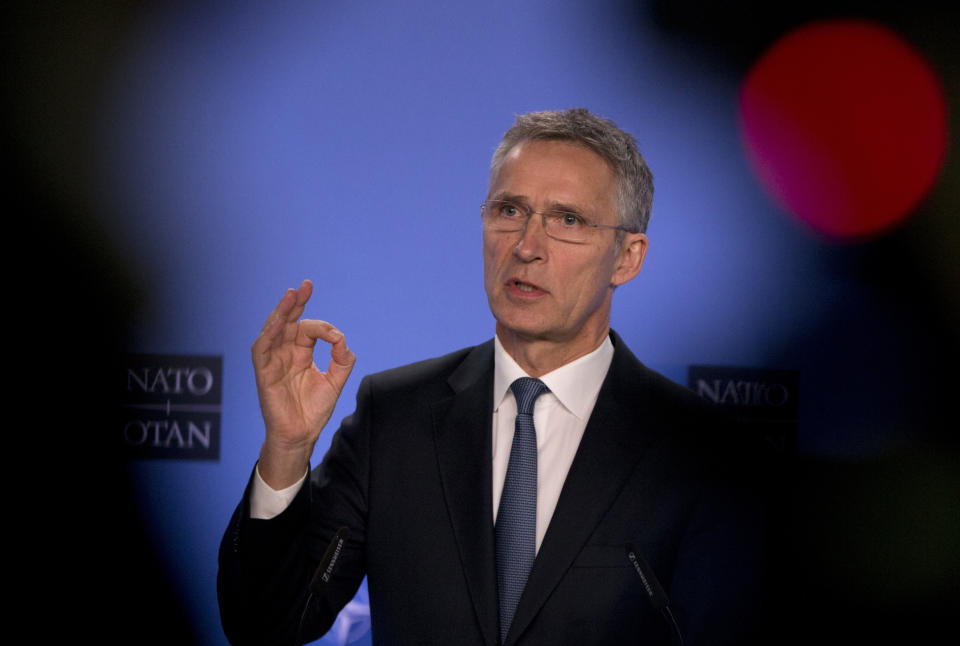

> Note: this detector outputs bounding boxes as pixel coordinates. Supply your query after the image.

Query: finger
[293,320,355,389]
[295,279,313,304]
[294,319,341,348]
[252,300,295,368]
[252,321,286,368]
[326,332,356,390]
[284,279,314,324]
[260,287,297,334]
[259,279,313,335]
[253,282,309,362]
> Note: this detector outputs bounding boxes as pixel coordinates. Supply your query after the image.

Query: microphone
[310,526,351,593]
[625,543,684,646]
[294,526,351,646]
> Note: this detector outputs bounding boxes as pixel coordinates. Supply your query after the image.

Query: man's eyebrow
[490,192,585,214]
[547,201,584,214]
[490,191,528,204]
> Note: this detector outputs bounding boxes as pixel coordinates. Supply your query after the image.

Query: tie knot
[510,377,549,416]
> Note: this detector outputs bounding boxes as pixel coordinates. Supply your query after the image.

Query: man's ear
[611,233,648,287]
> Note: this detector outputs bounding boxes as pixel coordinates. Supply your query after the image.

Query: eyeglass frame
[480,198,638,243]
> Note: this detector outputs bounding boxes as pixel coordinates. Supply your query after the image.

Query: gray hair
[488,108,654,234]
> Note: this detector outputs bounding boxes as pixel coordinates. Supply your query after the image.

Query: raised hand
[252,280,356,489]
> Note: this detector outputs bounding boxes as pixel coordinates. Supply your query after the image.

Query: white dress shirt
[491,335,613,553]
[251,334,615,555]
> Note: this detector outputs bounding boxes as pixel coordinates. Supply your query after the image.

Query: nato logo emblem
[688,365,798,454]
[122,354,222,460]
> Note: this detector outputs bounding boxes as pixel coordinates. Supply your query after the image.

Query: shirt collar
[493,334,615,421]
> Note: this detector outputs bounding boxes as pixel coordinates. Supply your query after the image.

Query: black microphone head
[310,526,351,593]
[625,543,669,610]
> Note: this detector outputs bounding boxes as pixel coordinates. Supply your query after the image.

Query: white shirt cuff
[249,464,308,520]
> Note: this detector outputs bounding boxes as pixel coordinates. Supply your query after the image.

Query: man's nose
[513,213,549,261]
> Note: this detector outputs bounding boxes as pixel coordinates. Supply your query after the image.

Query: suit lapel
[505,333,663,645]
[432,340,499,646]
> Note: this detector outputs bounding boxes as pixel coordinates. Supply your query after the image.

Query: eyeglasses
[481,199,636,244]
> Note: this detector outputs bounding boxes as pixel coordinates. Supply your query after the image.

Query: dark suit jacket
[218,331,764,645]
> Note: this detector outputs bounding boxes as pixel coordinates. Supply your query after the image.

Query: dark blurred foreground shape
[6,2,197,642]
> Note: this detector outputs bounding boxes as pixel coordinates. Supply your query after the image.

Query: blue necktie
[496,377,549,644]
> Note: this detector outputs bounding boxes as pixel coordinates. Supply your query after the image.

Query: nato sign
[688,365,798,455]
[122,354,222,460]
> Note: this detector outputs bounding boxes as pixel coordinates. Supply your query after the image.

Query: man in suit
[218,108,763,645]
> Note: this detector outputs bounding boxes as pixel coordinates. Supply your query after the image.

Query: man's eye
[558,212,584,227]
[500,203,522,217]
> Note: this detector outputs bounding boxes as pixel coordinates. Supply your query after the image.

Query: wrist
[257,441,313,490]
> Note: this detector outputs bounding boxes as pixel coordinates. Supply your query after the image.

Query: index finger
[294,319,342,348]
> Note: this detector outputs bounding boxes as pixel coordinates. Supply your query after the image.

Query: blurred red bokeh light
[739,20,948,240]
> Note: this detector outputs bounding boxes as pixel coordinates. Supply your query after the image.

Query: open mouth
[511,279,545,294]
